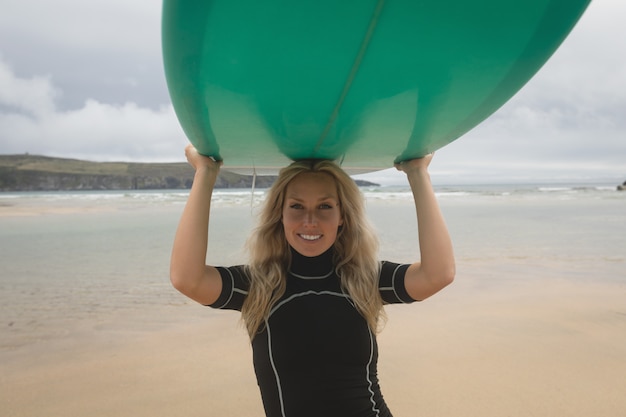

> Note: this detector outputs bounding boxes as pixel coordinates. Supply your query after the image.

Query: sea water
[0,183,624,351]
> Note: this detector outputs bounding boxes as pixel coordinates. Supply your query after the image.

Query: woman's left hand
[394,153,434,174]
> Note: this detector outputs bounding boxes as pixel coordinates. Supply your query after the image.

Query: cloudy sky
[0,0,624,184]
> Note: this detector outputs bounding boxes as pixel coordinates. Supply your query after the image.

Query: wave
[1,182,621,209]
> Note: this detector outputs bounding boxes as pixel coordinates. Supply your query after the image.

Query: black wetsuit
[211,248,415,417]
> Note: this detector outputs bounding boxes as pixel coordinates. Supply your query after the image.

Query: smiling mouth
[299,234,322,241]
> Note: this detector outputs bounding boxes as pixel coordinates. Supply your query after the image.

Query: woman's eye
[288,202,335,210]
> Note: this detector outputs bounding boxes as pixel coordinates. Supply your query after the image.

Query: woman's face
[282,172,344,257]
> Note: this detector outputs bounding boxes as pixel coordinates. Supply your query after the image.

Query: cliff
[0,154,276,191]
[0,154,378,191]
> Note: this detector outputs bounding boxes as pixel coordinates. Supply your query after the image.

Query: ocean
[1,182,624,352]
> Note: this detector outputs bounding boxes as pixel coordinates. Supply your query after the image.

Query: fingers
[395,153,434,172]
[184,144,222,171]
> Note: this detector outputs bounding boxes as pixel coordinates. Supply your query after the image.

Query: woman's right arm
[170,145,223,305]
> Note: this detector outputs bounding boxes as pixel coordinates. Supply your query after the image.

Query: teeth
[300,234,321,241]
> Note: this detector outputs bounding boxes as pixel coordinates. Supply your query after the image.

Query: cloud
[430,98,626,182]
[0,59,187,162]
[0,0,160,53]
[0,60,59,116]
[0,1,167,110]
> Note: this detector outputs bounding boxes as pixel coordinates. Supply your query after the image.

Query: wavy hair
[242,160,384,339]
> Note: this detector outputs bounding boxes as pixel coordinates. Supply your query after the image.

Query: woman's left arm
[396,154,455,301]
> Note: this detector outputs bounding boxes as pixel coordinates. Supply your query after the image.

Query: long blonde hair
[242,160,384,339]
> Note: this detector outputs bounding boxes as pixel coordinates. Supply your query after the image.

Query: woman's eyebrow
[285,194,338,202]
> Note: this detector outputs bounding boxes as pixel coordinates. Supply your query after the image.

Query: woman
[170,144,455,417]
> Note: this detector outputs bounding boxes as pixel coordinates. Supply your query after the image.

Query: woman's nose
[303,210,317,225]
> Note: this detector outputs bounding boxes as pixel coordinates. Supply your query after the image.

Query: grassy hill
[0,154,276,191]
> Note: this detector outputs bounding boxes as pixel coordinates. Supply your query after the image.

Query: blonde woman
[170,144,455,417]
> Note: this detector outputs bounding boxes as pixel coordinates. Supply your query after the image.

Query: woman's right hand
[184,144,222,174]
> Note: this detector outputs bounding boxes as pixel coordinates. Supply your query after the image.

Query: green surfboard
[162,0,589,173]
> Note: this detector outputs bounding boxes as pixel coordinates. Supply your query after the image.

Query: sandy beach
[3,273,625,417]
[1,188,625,417]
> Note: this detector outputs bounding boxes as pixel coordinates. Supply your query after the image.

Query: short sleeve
[209,265,250,311]
[378,261,416,304]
